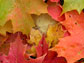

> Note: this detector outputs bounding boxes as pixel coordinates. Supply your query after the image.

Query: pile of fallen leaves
[0,0,84,63]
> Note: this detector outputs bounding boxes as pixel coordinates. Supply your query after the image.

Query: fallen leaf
[8,32,27,63]
[48,3,65,21]
[9,6,35,35]
[43,51,67,63]
[36,35,48,57]
[52,10,84,63]
[46,23,64,47]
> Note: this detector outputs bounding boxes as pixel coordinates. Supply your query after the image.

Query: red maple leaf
[0,32,28,63]
[7,32,27,63]
[36,34,48,57]
[43,51,67,63]
[47,1,65,21]
[51,10,84,63]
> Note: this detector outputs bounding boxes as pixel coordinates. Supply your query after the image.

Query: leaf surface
[52,11,84,63]
[0,0,15,26]
[9,6,35,35]
[43,51,67,63]
[28,28,42,46]
[63,0,84,13]
[48,4,65,21]
[36,35,48,57]
[16,0,48,15]
[8,32,27,63]
[46,23,64,47]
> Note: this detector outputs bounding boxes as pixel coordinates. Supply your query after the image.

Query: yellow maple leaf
[28,28,42,46]
[46,23,64,47]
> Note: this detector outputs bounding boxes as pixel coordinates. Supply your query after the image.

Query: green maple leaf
[63,0,84,13]
[0,0,15,26]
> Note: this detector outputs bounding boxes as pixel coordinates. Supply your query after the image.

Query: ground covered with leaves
[0,0,84,63]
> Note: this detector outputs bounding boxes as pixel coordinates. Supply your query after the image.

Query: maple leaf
[46,23,64,47]
[0,32,28,63]
[0,32,68,63]
[7,32,27,63]
[43,51,67,63]
[0,0,15,26]
[0,32,43,63]
[48,3,65,21]
[16,0,48,15]
[36,35,48,57]
[9,6,35,35]
[51,10,84,63]
[63,0,84,14]
[63,10,84,29]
